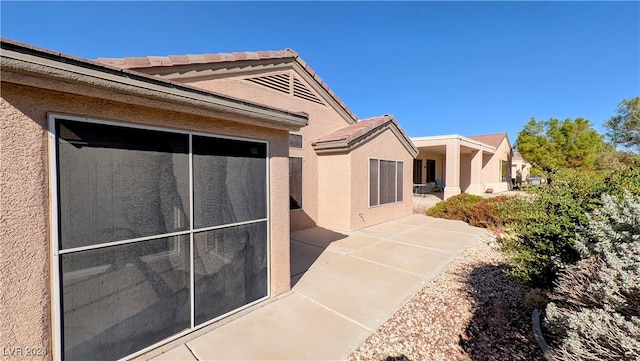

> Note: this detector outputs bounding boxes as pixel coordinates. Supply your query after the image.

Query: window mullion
[189,133,195,330]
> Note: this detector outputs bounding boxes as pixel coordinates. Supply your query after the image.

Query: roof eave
[313,118,418,158]
[1,39,309,131]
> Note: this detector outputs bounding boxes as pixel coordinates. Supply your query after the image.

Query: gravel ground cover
[347,232,545,361]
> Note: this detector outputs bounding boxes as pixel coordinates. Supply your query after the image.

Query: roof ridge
[312,114,417,157]
[96,48,357,123]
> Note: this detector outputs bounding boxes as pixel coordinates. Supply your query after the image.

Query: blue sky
[2,1,639,144]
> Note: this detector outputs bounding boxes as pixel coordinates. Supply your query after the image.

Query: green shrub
[544,193,640,361]
[499,168,615,286]
[425,193,483,223]
[468,195,528,229]
[427,194,528,229]
[605,159,640,198]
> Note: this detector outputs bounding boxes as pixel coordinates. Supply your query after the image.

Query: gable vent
[293,77,324,104]
[245,73,325,105]
[246,73,290,94]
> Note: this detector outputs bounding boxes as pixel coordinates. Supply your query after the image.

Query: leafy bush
[425,193,483,223]
[425,163,639,288]
[426,194,527,229]
[499,168,615,286]
[544,193,640,361]
[469,195,527,229]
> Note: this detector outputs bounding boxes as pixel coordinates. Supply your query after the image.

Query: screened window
[53,117,269,361]
[369,159,403,207]
[288,133,303,149]
[289,157,303,210]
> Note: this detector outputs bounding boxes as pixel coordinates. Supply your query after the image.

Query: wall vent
[246,73,290,94]
[245,73,325,105]
[293,77,324,104]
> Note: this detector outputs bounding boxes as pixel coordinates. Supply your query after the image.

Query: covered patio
[411,135,497,199]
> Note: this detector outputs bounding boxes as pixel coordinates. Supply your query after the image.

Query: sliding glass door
[52,116,269,360]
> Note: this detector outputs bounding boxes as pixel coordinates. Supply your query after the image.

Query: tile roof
[513,151,526,161]
[466,132,509,148]
[313,114,418,156]
[97,49,357,122]
[1,38,309,128]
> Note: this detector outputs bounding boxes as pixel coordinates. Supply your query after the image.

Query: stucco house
[97,50,418,232]
[411,132,513,198]
[1,38,416,361]
[511,151,532,185]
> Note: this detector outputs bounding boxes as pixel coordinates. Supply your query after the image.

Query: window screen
[369,159,403,207]
[54,118,269,361]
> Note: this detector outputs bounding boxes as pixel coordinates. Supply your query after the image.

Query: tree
[515,117,602,175]
[605,96,640,153]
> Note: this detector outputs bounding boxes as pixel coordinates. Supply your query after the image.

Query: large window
[52,116,269,361]
[501,160,510,182]
[369,159,403,207]
[289,157,303,210]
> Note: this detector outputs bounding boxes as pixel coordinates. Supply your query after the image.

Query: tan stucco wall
[317,153,351,231]
[460,154,471,192]
[348,129,413,231]
[480,138,512,188]
[177,71,352,231]
[1,82,292,359]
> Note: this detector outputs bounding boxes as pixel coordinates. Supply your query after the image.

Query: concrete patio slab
[390,227,476,253]
[152,345,197,361]
[290,240,342,277]
[152,214,485,361]
[353,221,412,239]
[389,214,439,227]
[290,227,348,248]
[186,293,370,361]
[323,233,384,254]
[422,218,486,235]
[293,255,424,330]
[350,240,455,277]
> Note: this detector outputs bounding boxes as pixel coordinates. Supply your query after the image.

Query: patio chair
[434,179,444,192]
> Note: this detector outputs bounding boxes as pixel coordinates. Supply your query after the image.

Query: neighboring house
[1,39,416,361]
[411,132,513,198]
[511,151,531,185]
[98,49,417,232]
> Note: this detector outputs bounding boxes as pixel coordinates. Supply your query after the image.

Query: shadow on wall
[458,264,546,361]
[290,208,317,232]
[289,227,348,287]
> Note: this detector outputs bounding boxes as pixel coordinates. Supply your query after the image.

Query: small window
[290,157,303,210]
[288,133,303,149]
[369,159,403,207]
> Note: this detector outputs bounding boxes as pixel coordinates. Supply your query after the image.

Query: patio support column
[444,139,461,199]
[467,150,484,195]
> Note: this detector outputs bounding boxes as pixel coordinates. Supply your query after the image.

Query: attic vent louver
[246,73,290,94]
[245,73,325,105]
[293,77,324,104]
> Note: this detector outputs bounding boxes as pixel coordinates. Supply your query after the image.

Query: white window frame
[368,158,404,208]
[48,113,271,361]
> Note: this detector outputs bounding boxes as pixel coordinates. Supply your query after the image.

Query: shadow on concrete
[289,227,348,287]
[457,264,545,361]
